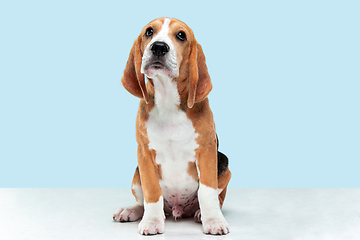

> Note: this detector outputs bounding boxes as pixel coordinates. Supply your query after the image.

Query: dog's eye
[176,31,187,41]
[145,28,154,37]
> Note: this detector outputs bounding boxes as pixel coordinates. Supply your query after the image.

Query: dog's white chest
[146,111,198,163]
[146,76,199,165]
[145,76,199,214]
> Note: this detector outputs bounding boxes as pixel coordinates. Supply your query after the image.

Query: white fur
[113,203,144,222]
[198,183,229,234]
[139,196,165,235]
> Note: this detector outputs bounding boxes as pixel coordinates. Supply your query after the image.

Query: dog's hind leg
[113,167,144,222]
[218,169,231,209]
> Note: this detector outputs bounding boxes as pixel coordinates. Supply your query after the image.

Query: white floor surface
[0,188,359,240]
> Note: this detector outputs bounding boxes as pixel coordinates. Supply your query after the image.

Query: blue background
[1,0,359,188]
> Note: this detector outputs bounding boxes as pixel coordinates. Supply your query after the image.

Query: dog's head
[121,17,212,108]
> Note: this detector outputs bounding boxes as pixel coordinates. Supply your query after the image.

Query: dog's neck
[148,74,183,121]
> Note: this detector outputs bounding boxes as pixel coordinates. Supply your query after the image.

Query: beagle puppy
[113,17,231,235]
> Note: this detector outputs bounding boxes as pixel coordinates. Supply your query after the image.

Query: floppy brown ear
[187,41,212,108]
[121,36,149,103]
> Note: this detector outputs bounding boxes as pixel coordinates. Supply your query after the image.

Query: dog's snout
[150,41,169,57]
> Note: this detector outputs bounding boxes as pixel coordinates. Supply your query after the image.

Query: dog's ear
[187,41,212,109]
[121,36,149,104]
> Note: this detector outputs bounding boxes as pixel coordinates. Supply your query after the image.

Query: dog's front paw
[113,203,144,222]
[202,216,229,235]
[138,217,164,235]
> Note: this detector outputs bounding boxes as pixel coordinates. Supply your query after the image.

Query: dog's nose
[150,41,169,57]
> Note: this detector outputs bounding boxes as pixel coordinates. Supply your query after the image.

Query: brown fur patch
[187,162,199,182]
[218,186,227,209]
[218,168,231,190]
[137,146,162,204]
[218,169,231,208]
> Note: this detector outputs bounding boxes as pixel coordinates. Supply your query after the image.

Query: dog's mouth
[148,61,168,70]
[143,60,175,78]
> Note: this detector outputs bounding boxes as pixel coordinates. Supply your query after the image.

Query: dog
[113,17,231,235]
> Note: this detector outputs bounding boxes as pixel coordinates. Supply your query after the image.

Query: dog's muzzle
[141,41,178,79]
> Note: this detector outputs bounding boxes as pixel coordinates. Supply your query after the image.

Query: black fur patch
[217,134,229,177]
[217,151,229,177]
